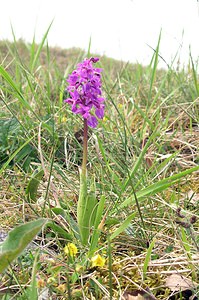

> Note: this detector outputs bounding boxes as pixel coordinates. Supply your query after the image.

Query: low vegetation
[0,28,198,299]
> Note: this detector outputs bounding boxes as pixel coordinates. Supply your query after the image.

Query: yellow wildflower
[37,278,45,288]
[75,264,84,273]
[64,243,78,257]
[47,276,57,286]
[118,103,123,109]
[57,283,66,293]
[61,116,67,122]
[91,254,106,268]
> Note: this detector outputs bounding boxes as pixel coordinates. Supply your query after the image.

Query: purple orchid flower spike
[64,57,105,128]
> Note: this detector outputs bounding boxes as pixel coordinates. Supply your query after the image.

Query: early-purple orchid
[64,57,105,128]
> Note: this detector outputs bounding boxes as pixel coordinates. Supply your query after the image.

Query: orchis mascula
[64,57,105,246]
[64,57,105,128]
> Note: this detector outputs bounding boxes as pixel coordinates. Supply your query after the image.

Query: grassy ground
[0,33,199,300]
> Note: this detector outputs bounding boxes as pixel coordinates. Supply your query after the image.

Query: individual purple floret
[64,57,105,128]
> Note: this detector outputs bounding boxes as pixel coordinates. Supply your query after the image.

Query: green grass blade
[110,212,136,240]
[0,65,39,119]
[121,128,158,193]
[30,20,54,72]
[0,136,34,175]
[133,101,154,129]
[87,36,92,57]
[189,47,199,96]
[149,29,162,100]
[119,165,199,209]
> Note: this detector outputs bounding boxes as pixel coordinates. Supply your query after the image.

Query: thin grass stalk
[107,233,113,300]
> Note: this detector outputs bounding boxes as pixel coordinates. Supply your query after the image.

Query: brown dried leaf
[122,290,156,300]
[165,274,197,292]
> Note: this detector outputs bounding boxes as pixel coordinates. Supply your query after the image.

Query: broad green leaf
[143,239,155,280]
[0,218,47,273]
[26,168,44,202]
[51,207,67,217]
[89,195,106,256]
[52,207,80,240]
[93,195,106,230]
[181,227,191,254]
[27,251,39,300]
[77,170,98,245]
[77,168,88,244]
[46,221,72,240]
[80,192,98,245]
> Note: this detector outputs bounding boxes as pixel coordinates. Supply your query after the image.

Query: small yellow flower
[37,278,45,288]
[62,116,67,122]
[118,103,123,109]
[57,283,66,293]
[47,276,57,286]
[64,243,78,257]
[75,264,84,273]
[91,254,106,268]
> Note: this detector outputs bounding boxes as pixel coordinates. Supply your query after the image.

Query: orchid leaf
[0,219,47,273]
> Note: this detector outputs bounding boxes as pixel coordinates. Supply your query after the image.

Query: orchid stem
[82,119,88,177]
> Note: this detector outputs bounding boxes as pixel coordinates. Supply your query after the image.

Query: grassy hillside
[0,36,199,299]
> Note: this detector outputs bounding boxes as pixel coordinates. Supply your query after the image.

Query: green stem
[82,118,88,176]
[77,118,89,245]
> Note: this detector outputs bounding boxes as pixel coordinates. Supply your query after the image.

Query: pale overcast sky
[0,0,198,68]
